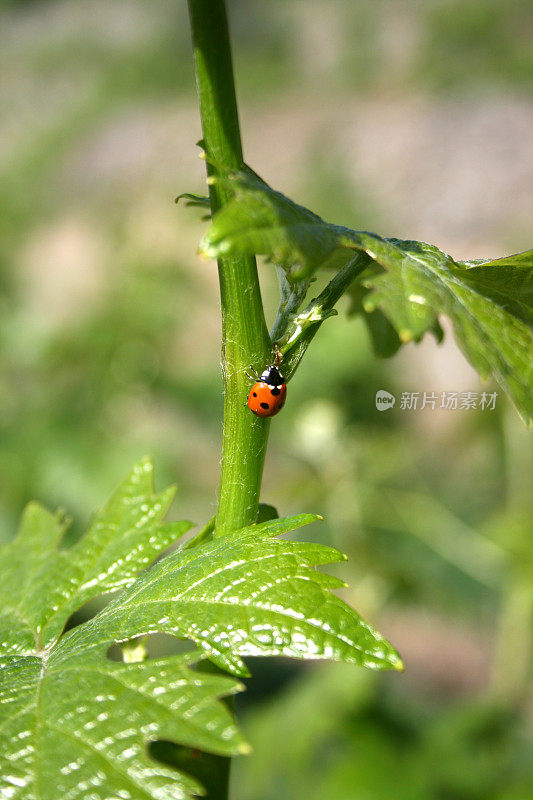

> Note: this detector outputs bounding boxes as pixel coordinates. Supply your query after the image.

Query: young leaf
[1,465,401,800]
[175,192,211,221]
[175,192,211,209]
[200,169,533,421]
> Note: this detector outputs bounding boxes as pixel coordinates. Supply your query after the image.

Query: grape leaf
[1,645,245,800]
[200,169,533,421]
[1,461,401,800]
[68,513,402,678]
[361,240,533,420]
[1,456,191,651]
[200,166,342,278]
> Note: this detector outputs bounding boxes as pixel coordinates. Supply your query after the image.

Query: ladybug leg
[245,366,260,381]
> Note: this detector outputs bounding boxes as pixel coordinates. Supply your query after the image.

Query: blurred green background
[1,1,532,798]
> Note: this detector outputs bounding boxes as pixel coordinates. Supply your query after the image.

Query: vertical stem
[185,3,271,797]
[188,0,272,538]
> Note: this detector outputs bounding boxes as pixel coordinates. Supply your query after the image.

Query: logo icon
[375,390,396,411]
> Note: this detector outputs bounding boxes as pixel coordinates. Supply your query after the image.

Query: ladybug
[246,349,287,418]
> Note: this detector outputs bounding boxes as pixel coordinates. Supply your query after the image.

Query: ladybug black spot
[253,392,257,397]
[270,386,281,396]
[260,402,270,410]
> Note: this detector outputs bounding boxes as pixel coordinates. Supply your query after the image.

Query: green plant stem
[184,4,271,798]
[279,253,371,378]
[188,0,272,538]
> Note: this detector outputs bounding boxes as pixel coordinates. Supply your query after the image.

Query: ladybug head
[260,365,284,386]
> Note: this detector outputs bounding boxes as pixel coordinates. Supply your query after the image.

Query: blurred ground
[1,1,532,799]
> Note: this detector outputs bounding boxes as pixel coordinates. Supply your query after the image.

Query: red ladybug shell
[247,380,287,417]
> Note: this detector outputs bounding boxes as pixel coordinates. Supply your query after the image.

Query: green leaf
[456,250,533,327]
[200,167,343,278]
[200,169,533,421]
[1,466,401,799]
[363,241,533,420]
[0,647,245,800]
[72,512,401,678]
[0,460,245,800]
[1,457,191,651]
